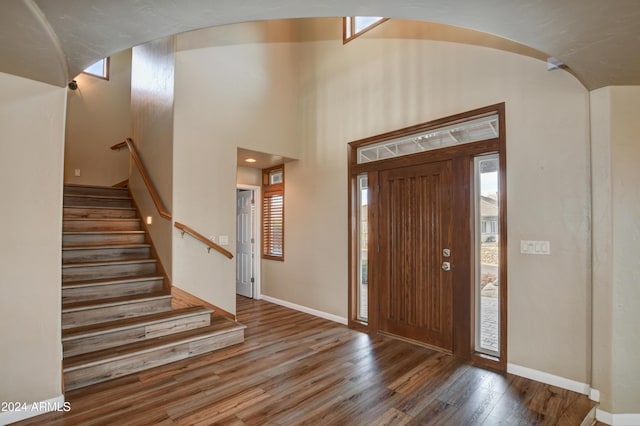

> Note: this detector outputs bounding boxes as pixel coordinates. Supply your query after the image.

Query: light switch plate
[219,235,229,246]
[521,240,550,255]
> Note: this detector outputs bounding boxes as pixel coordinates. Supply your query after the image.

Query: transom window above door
[356,114,499,164]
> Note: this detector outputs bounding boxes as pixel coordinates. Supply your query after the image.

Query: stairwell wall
[130,37,175,278]
[64,49,132,186]
[173,21,301,315]
[0,72,65,406]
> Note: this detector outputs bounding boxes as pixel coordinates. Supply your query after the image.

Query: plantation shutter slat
[263,193,284,258]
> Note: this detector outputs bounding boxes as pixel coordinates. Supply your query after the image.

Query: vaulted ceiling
[2,0,639,90]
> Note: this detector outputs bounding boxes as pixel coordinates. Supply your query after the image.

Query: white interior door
[236,189,254,298]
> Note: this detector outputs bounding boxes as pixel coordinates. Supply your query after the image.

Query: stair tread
[64,230,145,235]
[62,274,163,288]
[63,218,140,222]
[64,184,128,191]
[63,258,157,269]
[64,205,135,211]
[64,319,246,370]
[62,306,213,341]
[62,243,151,251]
[64,194,132,200]
[62,292,171,312]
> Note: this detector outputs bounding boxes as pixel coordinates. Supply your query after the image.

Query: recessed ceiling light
[245,158,257,163]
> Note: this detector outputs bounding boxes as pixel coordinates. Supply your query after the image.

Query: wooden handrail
[111,138,172,220]
[174,222,234,259]
[112,139,233,260]
[110,141,127,150]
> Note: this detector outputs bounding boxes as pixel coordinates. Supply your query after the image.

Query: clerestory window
[83,58,110,80]
[343,17,388,44]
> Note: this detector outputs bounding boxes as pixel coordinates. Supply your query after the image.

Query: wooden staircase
[61,184,245,391]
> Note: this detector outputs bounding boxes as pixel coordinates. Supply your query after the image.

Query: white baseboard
[0,395,67,426]
[596,409,640,426]
[581,406,597,426]
[259,295,348,325]
[507,363,591,395]
[590,388,601,402]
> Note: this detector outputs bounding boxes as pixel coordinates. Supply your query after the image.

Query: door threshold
[378,331,453,355]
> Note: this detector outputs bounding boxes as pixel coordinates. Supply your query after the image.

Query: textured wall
[173,22,300,315]
[591,86,640,416]
[64,50,131,186]
[130,37,175,277]
[0,72,65,404]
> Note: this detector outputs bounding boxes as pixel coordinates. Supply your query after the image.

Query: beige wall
[174,19,592,384]
[609,87,640,414]
[288,35,591,383]
[591,86,640,414]
[0,72,65,403]
[130,37,175,277]
[590,87,614,410]
[64,50,131,186]
[237,166,262,186]
[173,22,300,314]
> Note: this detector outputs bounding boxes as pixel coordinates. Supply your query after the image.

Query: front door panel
[379,160,453,351]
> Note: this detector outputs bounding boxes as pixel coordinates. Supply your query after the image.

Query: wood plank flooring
[17,297,595,425]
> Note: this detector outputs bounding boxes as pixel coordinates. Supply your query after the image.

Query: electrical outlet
[74,169,81,177]
[219,235,229,246]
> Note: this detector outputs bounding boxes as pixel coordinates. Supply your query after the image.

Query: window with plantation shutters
[262,166,285,261]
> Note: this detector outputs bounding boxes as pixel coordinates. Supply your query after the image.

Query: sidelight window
[475,154,500,356]
[357,174,369,321]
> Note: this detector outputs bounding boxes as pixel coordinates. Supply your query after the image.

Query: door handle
[442,262,451,271]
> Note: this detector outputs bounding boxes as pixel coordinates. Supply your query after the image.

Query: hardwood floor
[18,297,594,425]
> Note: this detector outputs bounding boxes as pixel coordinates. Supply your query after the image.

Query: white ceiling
[1,0,639,90]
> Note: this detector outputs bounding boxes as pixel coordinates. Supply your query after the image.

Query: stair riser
[63,233,145,247]
[63,207,137,219]
[63,313,212,357]
[64,329,244,390]
[64,186,129,197]
[63,219,141,232]
[64,195,132,208]
[63,262,157,283]
[63,247,151,264]
[62,279,164,303]
[62,298,172,329]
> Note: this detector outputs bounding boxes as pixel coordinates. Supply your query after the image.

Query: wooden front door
[378,160,453,351]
